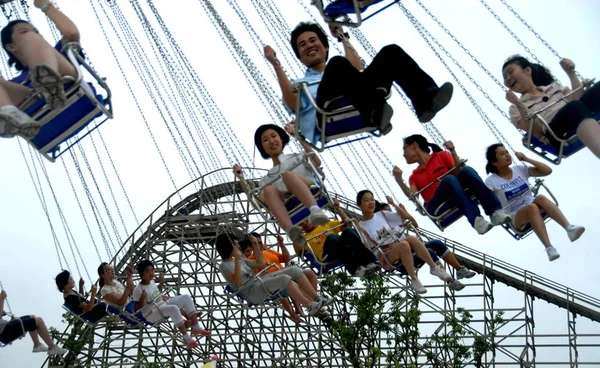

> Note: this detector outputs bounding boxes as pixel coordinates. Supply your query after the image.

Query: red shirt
[409,151,455,205]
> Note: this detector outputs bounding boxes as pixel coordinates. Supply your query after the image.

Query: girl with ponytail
[503,55,600,159]
[393,134,511,235]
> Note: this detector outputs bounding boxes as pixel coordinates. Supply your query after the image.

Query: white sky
[0,0,599,366]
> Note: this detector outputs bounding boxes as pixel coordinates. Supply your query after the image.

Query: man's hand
[264,45,279,66]
[233,164,243,178]
[392,166,403,178]
[328,23,343,38]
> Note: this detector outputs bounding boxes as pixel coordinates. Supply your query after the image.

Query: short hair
[290,22,329,60]
[136,260,154,276]
[216,233,237,259]
[356,190,373,206]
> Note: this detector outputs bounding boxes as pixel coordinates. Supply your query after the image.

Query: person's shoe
[32,64,67,109]
[410,278,427,294]
[32,344,49,353]
[364,262,380,275]
[191,328,211,336]
[474,216,493,235]
[47,346,68,356]
[317,295,334,307]
[314,309,330,320]
[448,279,465,292]
[490,209,512,226]
[546,246,560,262]
[417,82,453,123]
[308,209,329,226]
[566,224,585,242]
[430,266,452,282]
[456,267,476,280]
[372,102,394,136]
[354,266,366,277]
[307,300,325,316]
[287,225,306,245]
[185,339,200,349]
[0,105,42,139]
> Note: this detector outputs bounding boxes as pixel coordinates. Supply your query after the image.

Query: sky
[0,0,599,366]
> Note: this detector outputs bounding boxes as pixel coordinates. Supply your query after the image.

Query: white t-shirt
[100,280,130,307]
[259,153,316,191]
[358,211,404,246]
[132,281,163,315]
[485,164,534,216]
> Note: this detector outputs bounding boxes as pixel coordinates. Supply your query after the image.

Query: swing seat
[224,285,289,307]
[392,248,438,276]
[284,185,330,226]
[303,252,344,275]
[314,0,399,27]
[17,42,113,162]
[106,301,142,327]
[62,302,105,324]
[426,188,479,231]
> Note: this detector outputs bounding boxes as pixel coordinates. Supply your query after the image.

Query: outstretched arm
[264,45,297,111]
[392,166,417,198]
[329,25,362,71]
[35,0,80,43]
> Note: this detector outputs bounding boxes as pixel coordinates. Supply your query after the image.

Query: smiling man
[263,22,454,145]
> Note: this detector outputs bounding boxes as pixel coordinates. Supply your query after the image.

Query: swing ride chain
[0,279,13,315]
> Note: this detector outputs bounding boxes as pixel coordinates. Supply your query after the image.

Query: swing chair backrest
[312,0,400,27]
[249,153,332,226]
[292,81,390,152]
[501,179,556,240]
[409,159,476,231]
[17,42,113,162]
[301,221,349,275]
[522,79,597,165]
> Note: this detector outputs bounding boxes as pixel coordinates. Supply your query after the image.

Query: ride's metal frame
[45,169,600,367]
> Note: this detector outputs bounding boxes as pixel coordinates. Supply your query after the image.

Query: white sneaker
[546,246,560,262]
[317,295,334,307]
[306,300,324,316]
[287,225,306,245]
[307,209,329,226]
[448,279,465,291]
[47,346,68,356]
[430,266,452,282]
[490,209,512,226]
[364,262,379,275]
[566,225,585,242]
[456,267,476,280]
[0,105,42,139]
[32,344,49,353]
[474,216,493,235]
[410,278,427,294]
[354,266,366,277]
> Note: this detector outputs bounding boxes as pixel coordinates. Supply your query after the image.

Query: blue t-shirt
[286,68,323,145]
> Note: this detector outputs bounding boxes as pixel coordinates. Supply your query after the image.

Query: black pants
[0,315,36,344]
[323,228,376,275]
[549,82,600,140]
[316,44,438,118]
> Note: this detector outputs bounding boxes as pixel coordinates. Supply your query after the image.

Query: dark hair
[136,260,154,276]
[485,143,504,174]
[238,238,251,252]
[403,134,442,154]
[502,55,555,87]
[374,200,383,213]
[216,233,237,259]
[253,124,290,159]
[356,190,373,206]
[97,262,108,288]
[55,270,70,292]
[1,20,29,71]
[290,22,329,61]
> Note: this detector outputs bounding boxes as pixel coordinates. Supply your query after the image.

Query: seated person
[394,135,511,234]
[503,55,600,159]
[241,235,324,323]
[0,289,67,355]
[216,233,333,316]
[264,22,453,144]
[484,144,585,261]
[0,0,81,140]
[356,190,452,294]
[233,123,329,245]
[296,197,378,277]
[55,270,106,323]
[133,260,209,349]
[97,262,134,309]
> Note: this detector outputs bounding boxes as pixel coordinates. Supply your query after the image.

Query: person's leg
[533,195,585,242]
[455,166,502,217]
[405,236,436,269]
[302,269,318,291]
[263,185,294,230]
[427,175,482,226]
[549,96,600,159]
[387,241,417,279]
[426,239,460,270]
[337,229,377,273]
[277,267,318,300]
[281,171,318,209]
[0,79,32,107]
[280,298,302,324]
[513,204,552,248]
[167,295,209,335]
[576,119,600,159]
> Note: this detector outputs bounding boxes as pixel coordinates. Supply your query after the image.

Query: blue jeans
[426,166,502,226]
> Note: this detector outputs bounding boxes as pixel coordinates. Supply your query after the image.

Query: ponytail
[428,143,442,153]
[97,262,108,288]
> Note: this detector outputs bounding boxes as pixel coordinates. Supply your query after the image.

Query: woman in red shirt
[394,134,510,234]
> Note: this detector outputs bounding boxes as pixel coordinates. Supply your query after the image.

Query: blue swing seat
[62,301,106,325]
[315,0,400,27]
[285,186,330,225]
[426,188,479,231]
[392,248,438,276]
[324,0,386,17]
[303,251,344,275]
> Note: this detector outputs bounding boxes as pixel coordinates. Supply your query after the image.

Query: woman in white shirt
[502,55,600,159]
[97,262,134,309]
[356,190,451,294]
[484,144,585,261]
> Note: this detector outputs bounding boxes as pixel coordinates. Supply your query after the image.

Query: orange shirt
[409,151,455,205]
[248,249,285,273]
